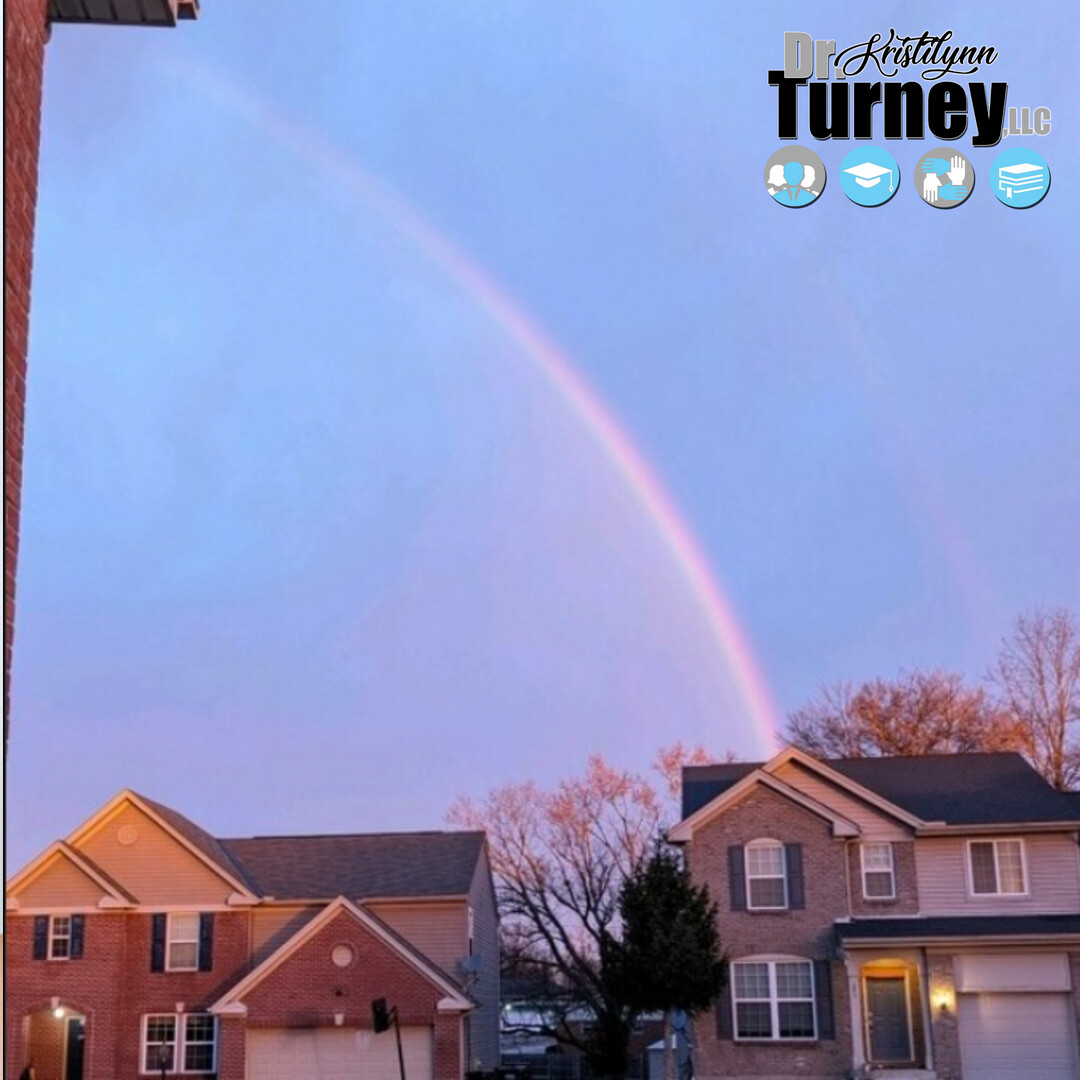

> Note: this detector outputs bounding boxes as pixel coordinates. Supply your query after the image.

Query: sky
[6,1,1079,872]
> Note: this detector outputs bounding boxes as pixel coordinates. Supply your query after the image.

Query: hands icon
[921,157,951,176]
[920,151,972,206]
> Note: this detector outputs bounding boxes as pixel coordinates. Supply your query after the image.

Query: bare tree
[448,746,718,1079]
[991,608,1080,791]
[785,670,1022,759]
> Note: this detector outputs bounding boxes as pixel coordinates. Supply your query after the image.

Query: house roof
[837,914,1080,942]
[220,830,486,900]
[681,753,1078,826]
[136,792,260,893]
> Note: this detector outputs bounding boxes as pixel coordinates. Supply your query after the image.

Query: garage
[957,992,1078,1080]
[248,1026,433,1080]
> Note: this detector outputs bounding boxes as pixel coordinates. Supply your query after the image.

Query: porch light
[53,1007,65,1019]
[932,987,955,1015]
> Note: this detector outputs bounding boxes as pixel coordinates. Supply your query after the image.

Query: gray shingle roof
[837,915,1080,940]
[681,753,1079,826]
[220,831,486,900]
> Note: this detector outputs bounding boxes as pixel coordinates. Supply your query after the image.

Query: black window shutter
[33,916,49,960]
[198,913,214,972]
[786,843,805,909]
[151,913,167,972]
[814,959,835,1039]
[715,978,734,1040]
[728,845,747,911]
[70,914,85,959]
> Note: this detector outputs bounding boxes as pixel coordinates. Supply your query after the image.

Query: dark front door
[867,977,912,1063]
[65,1017,85,1080]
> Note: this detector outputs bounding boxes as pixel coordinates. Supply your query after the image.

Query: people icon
[916,149,973,207]
[767,160,821,206]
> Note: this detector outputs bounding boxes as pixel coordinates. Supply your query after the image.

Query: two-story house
[5,790,499,1080]
[671,747,1080,1080]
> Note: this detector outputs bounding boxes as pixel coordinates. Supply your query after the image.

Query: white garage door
[248,1027,433,1080]
[958,993,1078,1080]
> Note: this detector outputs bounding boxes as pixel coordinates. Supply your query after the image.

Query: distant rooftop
[681,752,1079,826]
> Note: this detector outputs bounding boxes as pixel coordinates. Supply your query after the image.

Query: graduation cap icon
[844,160,894,192]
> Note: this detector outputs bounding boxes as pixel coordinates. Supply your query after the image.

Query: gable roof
[6,840,138,908]
[210,895,473,1015]
[682,751,1079,829]
[221,831,486,900]
[135,792,260,893]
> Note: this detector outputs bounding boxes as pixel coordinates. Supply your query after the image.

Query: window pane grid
[167,914,200,971]
[49,916,72,959]
[970,840,1025,895]
[733,960,815,1041]
[746,841,787,910]
[142,1014,216,1075]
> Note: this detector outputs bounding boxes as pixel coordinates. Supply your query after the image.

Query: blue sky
[7,2,1079,870]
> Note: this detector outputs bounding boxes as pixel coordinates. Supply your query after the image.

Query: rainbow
[170,58,781,753]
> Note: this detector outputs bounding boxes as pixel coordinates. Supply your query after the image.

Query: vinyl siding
[13,853,108,908]
[772,761,913,840]
[916,834,1080,915]
[251,905,322,966]
[365,899,468,975]
[75,803,235,905]
[466,846,501,1070]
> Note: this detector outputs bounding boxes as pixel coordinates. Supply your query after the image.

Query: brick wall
[686,786,851,1080]
[3,0,48,752]
[847,839,920,917]
[5,911,253,1080]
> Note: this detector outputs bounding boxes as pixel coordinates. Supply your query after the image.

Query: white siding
[13,854,108,908]
[365,900,467,976]
[75,803,235,906]
[772,762,912,840]
[916,834,1080,915]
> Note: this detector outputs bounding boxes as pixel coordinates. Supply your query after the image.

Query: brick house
[670,747,1080,1080]
[5,789,500,1080]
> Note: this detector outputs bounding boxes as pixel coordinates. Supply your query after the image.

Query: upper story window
[860,843,896,900]
[151,912,213,973]
[32,914,85,961]
[49,915,73,959]
[746,840,788,910]
[732,958,816,1040]
[141,1014,217,1074]
[168,913,201,970]
[969,839,1026,896]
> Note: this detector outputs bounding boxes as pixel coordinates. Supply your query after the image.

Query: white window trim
[859,842,896,901]
[731,956,817,1042]
[48,915,72,960]
[166,913,200,972]
[966,838,1029,898]
[141,1014,217,1075]
[745,839,788,911]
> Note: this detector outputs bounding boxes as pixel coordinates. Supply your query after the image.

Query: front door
[65,1017,85,1080]
[866,977,912,1063]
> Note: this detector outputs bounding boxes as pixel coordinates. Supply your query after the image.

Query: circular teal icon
[991,147,1050,208]
[839,147,900,207]
[764,146,825,208]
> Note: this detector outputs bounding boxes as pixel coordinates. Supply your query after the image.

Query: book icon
[999,162,1045,200]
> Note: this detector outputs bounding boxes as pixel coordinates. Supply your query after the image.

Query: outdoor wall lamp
[932,987,955,1015]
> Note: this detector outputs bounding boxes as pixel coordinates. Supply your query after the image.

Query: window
[49,915,72,959]
[969,839,1026,895]
[732,959,816,1040]
[142,1015,217,1074]
[167,913,200,971]
[860,843,895,899]
[746,840,787,909]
